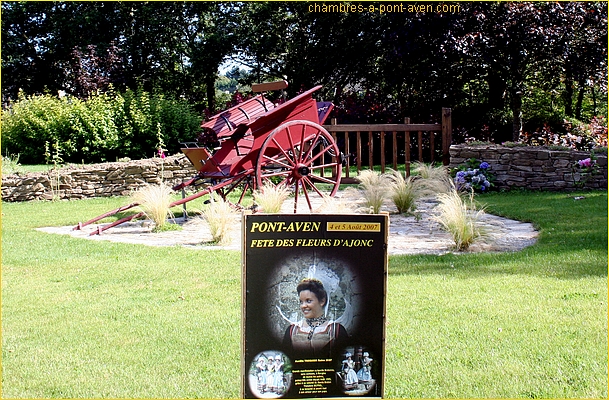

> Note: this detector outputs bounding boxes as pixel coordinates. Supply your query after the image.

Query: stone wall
[1,155,197,202]
[3,146,608,201]
[449,144,608,191]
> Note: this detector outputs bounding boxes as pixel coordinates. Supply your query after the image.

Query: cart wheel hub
[295,165,310,178]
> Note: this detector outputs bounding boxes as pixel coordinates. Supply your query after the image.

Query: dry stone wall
[3,146,608,201]
[2,155,197,202]
[449,144,608,191]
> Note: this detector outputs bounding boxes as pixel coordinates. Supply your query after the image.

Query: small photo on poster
[248,351,292,398]
[242,214,387,398]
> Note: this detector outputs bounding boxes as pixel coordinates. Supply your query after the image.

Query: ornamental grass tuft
[314,193,358,214]
[386,169,424,215]
[432,188,487,251]
[412,162,453,194]
[200,195,237,245]
[131,182,175,231]
[355,169,391,214]
[253,181,291,213]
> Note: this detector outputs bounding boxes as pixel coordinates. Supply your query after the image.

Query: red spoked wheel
[255,120,342,213]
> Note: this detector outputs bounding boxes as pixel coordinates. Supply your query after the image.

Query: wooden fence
[324,107,452,182]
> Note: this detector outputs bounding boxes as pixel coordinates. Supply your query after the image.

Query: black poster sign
[242,214,388,398]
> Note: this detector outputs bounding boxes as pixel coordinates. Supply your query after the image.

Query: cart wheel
[256,120,342,213]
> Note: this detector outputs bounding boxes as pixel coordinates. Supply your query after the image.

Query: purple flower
[453,159,495,193]
[578,158,593,168]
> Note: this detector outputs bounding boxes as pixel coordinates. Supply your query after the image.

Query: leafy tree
[2,1,606,149]
[233,2,382,100]
[180,2,239,113]
[373,8,469,123]
[451,2,607,142]
[1,2,124,102]
[555,2,607,120]
[1,2,237,112]
[65,43,123,98]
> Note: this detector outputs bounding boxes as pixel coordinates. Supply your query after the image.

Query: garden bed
[37,194,538,255]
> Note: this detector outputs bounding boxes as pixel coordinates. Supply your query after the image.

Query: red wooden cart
[74,82,342,235]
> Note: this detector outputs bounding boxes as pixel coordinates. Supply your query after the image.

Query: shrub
[1,92,71,164]
[120,88,202,160]
[67,91,122,162]
[432,189,487,251]
[452,158,495,193]
[1,89,201,164]
[563,116,608,150]
[519,116,608,151]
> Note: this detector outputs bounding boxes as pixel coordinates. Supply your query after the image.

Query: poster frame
[241,212,388,399]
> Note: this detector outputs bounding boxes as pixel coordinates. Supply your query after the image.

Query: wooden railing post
[368,131,374,170]
[380,131,386,173]
[330,118,338,179]
[356,131,362,174]
[392,131,398,171]
[404,118,411,177]
[442,107,452,166]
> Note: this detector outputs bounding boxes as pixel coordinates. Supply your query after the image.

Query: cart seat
[180,147,222,174]
[202,95,275,140]
[180,145,251,177]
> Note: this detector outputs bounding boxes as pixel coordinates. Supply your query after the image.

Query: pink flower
[158,148,166,159]
[578,158,594,168]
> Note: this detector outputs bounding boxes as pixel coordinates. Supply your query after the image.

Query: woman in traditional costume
[273,354,285,393]
[283,278,348,358]
[356,352,373,382]
[342,352,359,388]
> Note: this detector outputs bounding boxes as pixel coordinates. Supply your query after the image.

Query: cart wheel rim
[255,120,342,213]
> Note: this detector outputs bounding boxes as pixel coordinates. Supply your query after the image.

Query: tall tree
[1,2,124,101]
[182,2,239,112]
[555,2,607,119]
[451,2,607,141]
[233,2,383,100]
[374,8,471,122]
[1,2,237,110]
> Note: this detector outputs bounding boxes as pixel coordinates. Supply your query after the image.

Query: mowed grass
[2,190,607,398]
[2,197,241,398]
[386,191,607,398]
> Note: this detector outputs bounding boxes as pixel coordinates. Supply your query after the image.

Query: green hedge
[1,88,202,164]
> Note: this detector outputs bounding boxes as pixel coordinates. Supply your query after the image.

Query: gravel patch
[37,196,538,256]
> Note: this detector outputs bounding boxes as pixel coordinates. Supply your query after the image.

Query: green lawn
[2,190,607,398]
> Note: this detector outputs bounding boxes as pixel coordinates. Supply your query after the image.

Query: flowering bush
[563,117,608,150]
[572,153,599,188]
[452,158,495,193]
[578,157,596,170]
[518,117,608,151]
